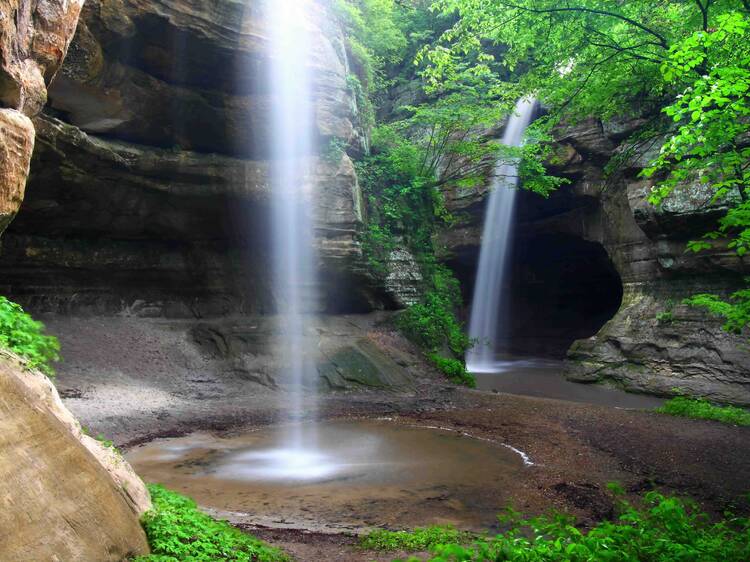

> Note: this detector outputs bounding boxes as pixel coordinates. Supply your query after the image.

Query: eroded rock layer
[0,0,83,233]
[0,0,377,315]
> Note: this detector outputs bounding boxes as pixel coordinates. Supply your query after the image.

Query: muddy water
[127,420,527,532]
[473,356,664,409]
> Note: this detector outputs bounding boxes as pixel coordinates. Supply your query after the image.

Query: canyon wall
[443,119,750,404]
[0,0,379,316]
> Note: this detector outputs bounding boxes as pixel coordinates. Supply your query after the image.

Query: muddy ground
[51,314,750,561]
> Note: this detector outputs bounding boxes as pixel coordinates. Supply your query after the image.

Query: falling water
[267,0,319,453]
[466,98,536,373]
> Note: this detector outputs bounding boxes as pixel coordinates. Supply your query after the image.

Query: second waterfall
[466,99,536,373]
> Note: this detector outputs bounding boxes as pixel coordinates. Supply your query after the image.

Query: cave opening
[452,231,623,359]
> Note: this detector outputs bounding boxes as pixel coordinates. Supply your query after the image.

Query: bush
[657,396,750,426]
[366,492,750,561]
[0,296,60,377]
[135,485,288,562]
[428,354,475,388]
[396,266,471,356]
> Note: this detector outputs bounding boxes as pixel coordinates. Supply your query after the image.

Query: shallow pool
[126,419,527,532]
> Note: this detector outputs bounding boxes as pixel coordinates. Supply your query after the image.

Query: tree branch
[493,1,670,49]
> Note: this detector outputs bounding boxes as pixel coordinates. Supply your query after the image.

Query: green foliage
[381,493,750,562]
[360,525,472,551]
[684,288,750,334]
[423,1,750,341]
[396,265,471,353]
[657,396,750,426]
[0,296,60,377]
[322,136,348,165]
[135,485,287,562]
[427,354,475,388]
[655,311,674,325]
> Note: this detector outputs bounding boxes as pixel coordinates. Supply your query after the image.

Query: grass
[134,484,288,562]
[657,396,750,426]
[361,492,750,561]
[360,526,474,551]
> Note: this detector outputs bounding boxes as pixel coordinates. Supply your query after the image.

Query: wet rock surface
[56,326,750,538]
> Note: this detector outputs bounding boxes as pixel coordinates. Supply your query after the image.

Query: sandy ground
[49,314,750,561]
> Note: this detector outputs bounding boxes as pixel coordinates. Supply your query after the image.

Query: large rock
[0,109,34,233]
[47,0,360,157]
[0,0,83,237]
[0,351,150,561]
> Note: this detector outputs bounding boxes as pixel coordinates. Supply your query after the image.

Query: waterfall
[466,98,536,373]
[267,0,319,449]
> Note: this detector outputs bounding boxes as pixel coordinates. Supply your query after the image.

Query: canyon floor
[50,314,750,561]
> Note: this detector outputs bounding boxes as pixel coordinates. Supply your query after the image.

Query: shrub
[396,265,471,357]
[367,492,750,561]
[657,396,750,426]
[135,484,288,562]
[428,354,475,388]
[0,296,60,377]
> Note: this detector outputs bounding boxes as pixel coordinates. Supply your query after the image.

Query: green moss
[134,485,288,562]
[395,265,475,387]
[656,396,750,426]
[0,296,60,377]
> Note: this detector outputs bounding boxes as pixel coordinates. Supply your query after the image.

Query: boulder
[0,109,34,234]
[0,351,150,561]
[0,0,83,237]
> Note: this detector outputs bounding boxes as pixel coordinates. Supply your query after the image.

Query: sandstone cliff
[0,0,376,315]
[0,0,83,233]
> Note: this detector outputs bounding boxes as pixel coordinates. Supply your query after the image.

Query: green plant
[684,288,750,335]
[656,311,674,324]
[396,265,471,350]
[135,484,288,562]
[360,525,472,551]
[0,296,60,377]
[396,265,475,387]
[657,396,750,426]
[322,136,348,165]
[427,354,475,388]
[379,492,750,561]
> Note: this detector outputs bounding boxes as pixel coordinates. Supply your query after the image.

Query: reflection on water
[472,355,663,410]
[127,420,527,530]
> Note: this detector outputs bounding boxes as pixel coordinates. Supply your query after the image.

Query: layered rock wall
[0,0,376,315]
